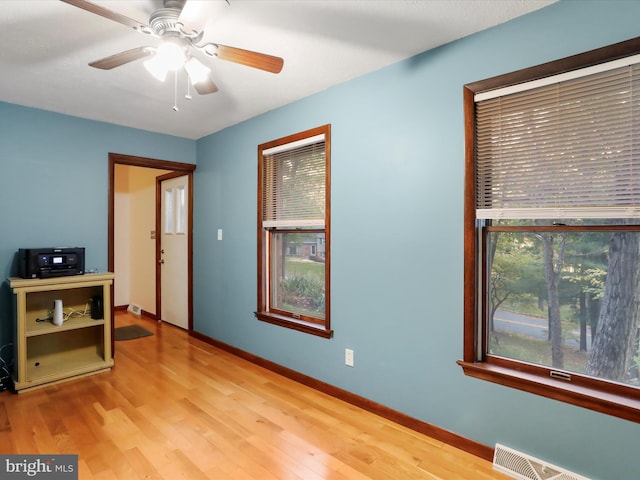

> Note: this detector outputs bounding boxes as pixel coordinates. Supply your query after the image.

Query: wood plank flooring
[0,312,510,479]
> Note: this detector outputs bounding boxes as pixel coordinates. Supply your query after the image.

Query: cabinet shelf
[26,315,105,337]
[10,273,114,393]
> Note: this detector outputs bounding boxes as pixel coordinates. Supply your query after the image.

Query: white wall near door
[114,164,131,307]
[114,165,170,314]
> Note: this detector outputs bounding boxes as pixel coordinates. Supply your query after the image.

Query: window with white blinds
[262,133,326,229]
[257,124,331,337]
[463,37,640,424]
[475,59,640,220]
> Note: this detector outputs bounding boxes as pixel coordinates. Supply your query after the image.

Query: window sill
[457,360,640,424]
[255,311,333,339]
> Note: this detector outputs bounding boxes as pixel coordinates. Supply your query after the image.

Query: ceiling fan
[60,0,284,96]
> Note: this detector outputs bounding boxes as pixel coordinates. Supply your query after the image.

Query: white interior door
[159,174,189,329]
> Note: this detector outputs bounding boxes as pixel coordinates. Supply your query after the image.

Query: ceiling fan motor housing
[149,8,182,37]
[148,4,204,46]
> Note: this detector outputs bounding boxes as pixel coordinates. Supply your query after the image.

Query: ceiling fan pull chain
[185,75,192,100]
[173,70,179,112]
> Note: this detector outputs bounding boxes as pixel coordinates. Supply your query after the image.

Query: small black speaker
[90,295,103,320]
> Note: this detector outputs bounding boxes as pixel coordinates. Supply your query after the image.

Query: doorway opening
[108,153,196,355]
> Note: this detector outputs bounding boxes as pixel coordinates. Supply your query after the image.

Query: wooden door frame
[108,153,196,356]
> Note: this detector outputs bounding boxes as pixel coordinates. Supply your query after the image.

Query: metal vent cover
[127,304,142,315]
[493,444,590,480]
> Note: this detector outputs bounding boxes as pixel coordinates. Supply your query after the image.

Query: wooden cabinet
[9,273,114,392]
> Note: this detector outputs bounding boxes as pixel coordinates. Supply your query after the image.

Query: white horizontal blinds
[476,62,640,220]
[262,134,326,229]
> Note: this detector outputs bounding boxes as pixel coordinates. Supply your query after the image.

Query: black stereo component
[18,247,85,279]
[90,295,103,320]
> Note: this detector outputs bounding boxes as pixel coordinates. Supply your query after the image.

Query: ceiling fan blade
[214,44,284,74]
[60,0,148,31]
[178,0,226,31]
[89,47,153,70]
[193,76,219,95]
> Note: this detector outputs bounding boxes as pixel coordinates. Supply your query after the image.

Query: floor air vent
[127,304,141,315]
[493,444,590,480]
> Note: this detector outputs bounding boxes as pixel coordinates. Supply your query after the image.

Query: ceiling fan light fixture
[184,57,210,85]
[156,39,186,71]
[143,56,168,82]
[144,38,187,82]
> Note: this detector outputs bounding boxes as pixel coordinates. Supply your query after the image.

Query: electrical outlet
[345,348,354,367]
[217,229,223,240]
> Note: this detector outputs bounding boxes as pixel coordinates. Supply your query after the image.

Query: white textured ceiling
[0,0,556,139]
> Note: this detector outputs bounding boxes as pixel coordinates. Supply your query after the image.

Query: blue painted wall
[2,1,640,478]
[0,102,195,367]
[193,1,640,479]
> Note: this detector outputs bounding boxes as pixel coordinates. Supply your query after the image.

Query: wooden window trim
[461,36,640,424]
[457,361,640,423]
[255,311,333,339]
[256,125,332,338]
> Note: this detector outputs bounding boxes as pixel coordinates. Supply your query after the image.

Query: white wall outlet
[345,348,354,367]
[217,229,222,240]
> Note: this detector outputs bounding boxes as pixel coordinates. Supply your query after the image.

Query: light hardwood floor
[0,312,510,479]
